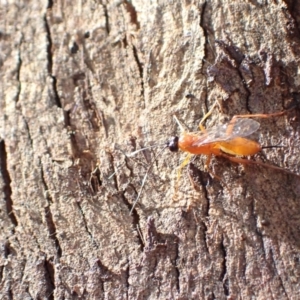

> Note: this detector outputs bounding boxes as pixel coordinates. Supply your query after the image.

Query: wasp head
[167,136,179,152]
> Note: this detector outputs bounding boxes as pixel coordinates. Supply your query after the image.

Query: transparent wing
[192,118,260,146]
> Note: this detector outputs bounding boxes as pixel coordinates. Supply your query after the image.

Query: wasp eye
[167,136,179,152]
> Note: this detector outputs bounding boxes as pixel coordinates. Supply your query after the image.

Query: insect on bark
[130,101,299,214]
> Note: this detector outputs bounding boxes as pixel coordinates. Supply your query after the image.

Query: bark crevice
[44,259,55,300]
[220,235,229,296]
[132,45,145,107]
[0,141,18,227]
[76,201,98,248]
[40,161,62,258]
[43,13,62,108]
[15,35,23,103]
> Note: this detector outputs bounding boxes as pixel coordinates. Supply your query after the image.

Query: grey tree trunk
[1,0,300,299]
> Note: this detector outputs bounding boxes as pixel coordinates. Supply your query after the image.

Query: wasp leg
[173,115,186,133]
[204,154,211,171]
[229,105,296,124]
[177,153,193,180]
[220,153,300,177]
[225,106,296,136]
[204,154,223,181]
[199,100,220,132]
[173,153,193,197]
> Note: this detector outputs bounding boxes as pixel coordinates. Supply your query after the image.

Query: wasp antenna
[130,146,168,214]
[107,161,126,179]
[109,144,164,179]
[262,144,285,149]
[199,100,220,129]
[173,115,186,132]
[108,172,116,180]
[202,57,213,66]
[127,144,165,157]
[130,172,148,215]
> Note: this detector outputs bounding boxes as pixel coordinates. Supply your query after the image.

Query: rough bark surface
[1,0,300,299]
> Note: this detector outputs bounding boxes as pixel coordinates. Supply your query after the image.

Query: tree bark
[1,0,300,299]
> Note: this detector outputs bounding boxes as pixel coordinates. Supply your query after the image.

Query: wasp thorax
[167,136,179,152]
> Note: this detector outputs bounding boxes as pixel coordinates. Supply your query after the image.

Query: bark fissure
[124,156,134,178]
[270,248,289,299]
[22,116,33,147]
[188,163,211,251]
[101,2,110,34]
[33,234,42,251]
[95,258,116,296]
[174,241,180,293]
[19,258,26,286]
[251,200,265,241]
[201,178,211,211]
[220,235,229,296]
[44,206,62,257]
[15,35,23,103]
[76,202,98,248]
[199,1,208,62]
[107,151,144,250]
[47,0,54,8]
[89,166,102,194]
[4,241,11,258]
[40,162,62,258]
[125,262,130,299]
[44,259,55,300]
[212,291,216,299]
[132,45,145,106]
[64,110,79,158]
[107,151,119,190]
[121,191,144,251]
[216,40,252,113]
[43,13,62,108]
[251,203,270,293]
[123,0,140,30]
[237,65,252,113]
[0,141,18,227]
[8,287,13,300]
[202,221,209,253]
[96,108,108,138]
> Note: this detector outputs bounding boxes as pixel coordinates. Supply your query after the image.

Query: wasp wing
[192,118,260,146]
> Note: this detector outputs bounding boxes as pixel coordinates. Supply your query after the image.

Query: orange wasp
[167,101,299,177]
[129,101,299,214]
